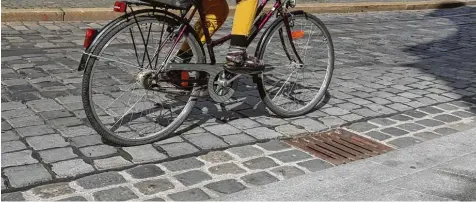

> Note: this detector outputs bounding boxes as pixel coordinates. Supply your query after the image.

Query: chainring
[208,71,238,103]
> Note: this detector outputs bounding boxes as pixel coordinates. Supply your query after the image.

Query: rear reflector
[84,28,98,49]
[291,30,305,39]
[181,71,190,87]
[114,1,127,12]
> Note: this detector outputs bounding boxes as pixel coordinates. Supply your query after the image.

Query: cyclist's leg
[225,0,263,70]
[177,0,229,62]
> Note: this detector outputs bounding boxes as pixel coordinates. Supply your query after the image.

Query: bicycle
[78,0,334,146]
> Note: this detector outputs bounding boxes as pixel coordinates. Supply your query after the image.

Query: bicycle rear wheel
[81,13,205,146]
[256,11,334,117]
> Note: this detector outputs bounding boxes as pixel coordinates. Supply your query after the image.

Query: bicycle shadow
[401,3,476,113]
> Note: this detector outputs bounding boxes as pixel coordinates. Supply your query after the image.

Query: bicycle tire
[81,14,205,146]
[255,11,335,117]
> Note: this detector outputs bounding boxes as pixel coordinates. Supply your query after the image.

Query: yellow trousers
[180,0,258,52]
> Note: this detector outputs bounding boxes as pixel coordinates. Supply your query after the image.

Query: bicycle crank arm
[167,63,224,78]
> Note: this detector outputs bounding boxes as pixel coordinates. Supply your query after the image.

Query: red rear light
[84,28,97,49]
[114,1,127,12]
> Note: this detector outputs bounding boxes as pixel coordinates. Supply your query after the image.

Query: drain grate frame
[285,129,393,165]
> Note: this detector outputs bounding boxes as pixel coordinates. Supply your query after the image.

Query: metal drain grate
[285,129,393,165]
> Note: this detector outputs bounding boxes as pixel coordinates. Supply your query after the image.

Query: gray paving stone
[414,132,441,140]
[365,131,392,141]
[26,99,64,112]
[271,166,306,179]
[15,125,55,137]
[228,118,261,129]
[348,98,372,105]
[254,117,287,126]
[337,102,361,110]
[323,107,350,116]
[58,196,87,201]
[126,165,164,179]
[168,188,210,201]
[340,113,364,122]
[318,117,346,127]
[154,136,185,145]
[2,109,36,119]
[159,142,199,158]
[346,122,378,133]
[162,157,204,172]
[4,164,52,188]
[387,137,423,148]
[1,141,27,153]
[79,144,117,158]
[209,163,246,175]
[199,151,233,163]
[381,127,409,136]
[93,156,133,171]
[416,119,446,127]
[297,159,334,172]
[38,147,78,163]
[241,171,279,186]
[435,103,459,111]
[1,130,20,142]
[227,145,264,158]
[76,172,126,189]
[1,102,27,111]
[51,159,95,178]
[404,110,428,118]
[39,110,74,120]
[2,122,13,132]
[122,144,167,163]
[183,132,228,150]
[451,111,475,118]
[31,182,74,199]
[292,118,328,132]
[205,179,246,194]
[1,177,5,191]
[244,127,283,140]
[58,125,96,137]
[433,114,462,123]
[419,106,444,114]
[49,117,83,128]
[174,170,212,186]
[257,140,291,151]
[368,118,396,126]
[145,197,165,201]
[387,103,412,111]
[70,135,103,147]
[222,133,256,145]
[2,150,38,167]
[1,192,25,201]
[26,134,69,150]
[134,179,174,195]
[433,127,459,136]
[396,123,426,132]
[204,124,241,136]
[275,124,308,136]
[93,186,138,201]
[270,150,313,163]
[243,157,279,170]
[7,115,45,128]
[389,114,413,121]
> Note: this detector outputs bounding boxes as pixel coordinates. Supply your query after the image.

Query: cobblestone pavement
[1,0,425,9]
[2,5,476,198]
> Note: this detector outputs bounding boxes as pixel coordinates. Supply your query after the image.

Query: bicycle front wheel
[81,14,205,146]
[256,12,334,117]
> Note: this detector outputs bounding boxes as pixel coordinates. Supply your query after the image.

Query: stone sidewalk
[2,5,476,195]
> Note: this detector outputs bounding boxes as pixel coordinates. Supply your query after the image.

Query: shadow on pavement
[402,3,476,113]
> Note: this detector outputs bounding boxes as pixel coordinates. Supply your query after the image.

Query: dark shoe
[224,47,264,74]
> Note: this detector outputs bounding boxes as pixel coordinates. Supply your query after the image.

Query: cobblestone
[126,165,164,179]
[6,115,44,128]
[58,196,87,201]
[222,133,256,145]
[414,131,441,140]
[26,99,64,112]
[346,122,378,132]
[183,133,229,150]
[1,141,27,153]
[270,150,313,163]
[433,114,462,123]
[1,192,25,201]
[122,145,167,163]
[297,159,334,172]
[433,127,459,135]
[381,127,409,136]
[275,124,308,136]
[205,179,246,194]
[174,170,212,186]
[26,134,69,150]
[387,137,423,148]
[205,124,241,136]
[4,164,52,188]
[168,188,210,201]
[93,187,138,201]
[162,157,204,172]
[159,142,200,158]
[241,171,279,186]
[38,147,78,163]
[15,125,55,137]
[257,140,290,151]
[93,156,133,171]
[419,106,444,114]
[227,145,264,158]
[396,123,425,132]
[271,166,305,179]
[76,172,126,189]
[31,183,75,199]
[244,127,282,140]
[243,157,278,170]
[291,118,328,132]
[199,151,233,163]
[209,163,246,175]
[51,159,95,178]
[2,150,38,167]
[134,179,174,195]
